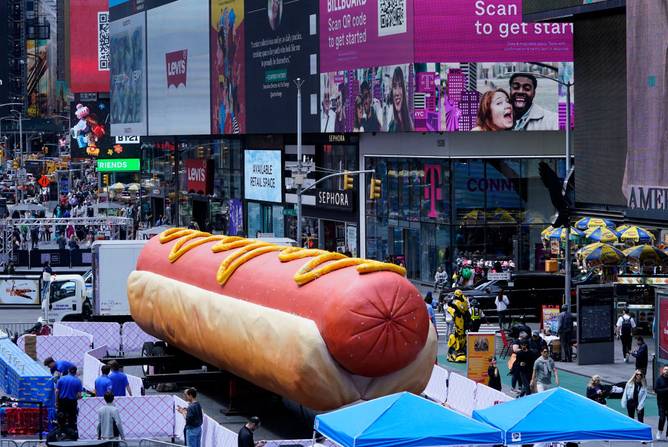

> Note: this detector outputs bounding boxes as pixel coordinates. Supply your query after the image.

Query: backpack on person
[621,317,633,337]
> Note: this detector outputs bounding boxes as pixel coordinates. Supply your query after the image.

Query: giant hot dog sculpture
[127,228,437,410]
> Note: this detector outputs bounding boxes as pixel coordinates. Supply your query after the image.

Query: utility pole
[564,81,573,309]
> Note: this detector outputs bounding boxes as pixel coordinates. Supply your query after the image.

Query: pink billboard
[320,0,414,72]
[414,0,573,63]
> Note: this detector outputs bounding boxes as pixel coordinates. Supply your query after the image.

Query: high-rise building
[446,69,466,105]
[458,90,480,132]
[460,63,478,92]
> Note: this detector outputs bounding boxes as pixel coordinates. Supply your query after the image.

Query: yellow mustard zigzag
[158,228,406,286]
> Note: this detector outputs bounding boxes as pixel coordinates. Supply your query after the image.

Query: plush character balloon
[71,103,91,149]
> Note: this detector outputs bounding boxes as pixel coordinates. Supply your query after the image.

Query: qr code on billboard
[98,12,110,71]
[378,0,407,37]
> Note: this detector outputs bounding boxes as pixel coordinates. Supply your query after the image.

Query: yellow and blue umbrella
[541,226,554,240]
[462,209,485,224]
[575,217,616,231]
[585,227,619,243]
[618,226,655,245]
[616,224,633,234]
[548,227,584,241]
[576,242,602,260]
[489,208,517,224]
[582,243,625,266]
[624,245,668,266]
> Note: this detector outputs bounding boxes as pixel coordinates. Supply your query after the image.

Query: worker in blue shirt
[95,364,113,397]
[108,360,132,397]
[44,357,75,377]
[56,366,82,429]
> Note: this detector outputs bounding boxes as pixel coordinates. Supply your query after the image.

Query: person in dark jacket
[656,366,668,440]
[586,374,608,405]
[630,336,648,376]
[487,357,502,391]
[557,305,575,362]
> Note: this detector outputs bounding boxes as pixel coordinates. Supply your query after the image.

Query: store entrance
[389,227,420,279]
[192,199,209,231]
[322,220,346,253]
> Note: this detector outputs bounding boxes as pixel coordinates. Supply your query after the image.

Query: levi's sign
[166,49,188,88]
[96,158,140,172]
[317,189,353,211]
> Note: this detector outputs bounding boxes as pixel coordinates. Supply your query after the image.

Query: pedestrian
[656,366,668,440]
[177,388,203,447]
[44,357,75,378]
[586,375,608,405]
[513,342,533,396]
[97,391,125,442]
[557,305,574,362]
[238,416,265,447]
[487,357,502,391]
[630,336,648,376]
[41,261,52,302]
[55,366,82,429]
[621,369,647,422]
[495,289,509,330]
[108,360,132,397]
[95,364,113,397]
[469,299,484,332]
[46,412,79,442]
[616,308,636,362]
[424,292,437,335]
[531,347,559,392]
[528,330,548,358]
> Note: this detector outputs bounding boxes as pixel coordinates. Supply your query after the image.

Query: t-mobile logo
[424,164,442,218]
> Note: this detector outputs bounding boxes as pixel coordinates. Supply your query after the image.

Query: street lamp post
[532,72,574,309]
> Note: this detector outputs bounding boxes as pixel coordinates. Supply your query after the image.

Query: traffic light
[343,171,354,190]
[369,177,382,200]
[103,174,109,186]
[12,160,19,170]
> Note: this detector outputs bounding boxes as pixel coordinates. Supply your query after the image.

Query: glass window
[50,280,76,303]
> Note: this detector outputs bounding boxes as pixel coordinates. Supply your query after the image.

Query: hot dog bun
[127,270,437,410]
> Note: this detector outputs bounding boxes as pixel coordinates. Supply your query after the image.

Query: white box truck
[44,240,146,322]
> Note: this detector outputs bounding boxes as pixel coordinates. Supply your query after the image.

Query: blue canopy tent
[472,388,652,445]
[314,392,503,447]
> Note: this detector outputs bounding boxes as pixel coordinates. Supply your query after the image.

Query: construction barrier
[52,323,95,345]
[122,322,159,354]
[78,395,174,440]
[473,382,513,410]
[17,333,91,369]
[445,372,478,416]
[61,322,122,354]
[83,345,109,393]
[422,365,449,404]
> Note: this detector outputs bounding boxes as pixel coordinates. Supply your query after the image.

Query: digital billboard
[244,0,319,133]
[624,1,668,217]
[319,0,413,72]
[244,149,282,203]
[211,0,246,134]
[147,0,211,136]
[26,0,61,118]
[321,0,574,134]
[110,12,148,136]
[69,0,111,93]
[70,96,142,160]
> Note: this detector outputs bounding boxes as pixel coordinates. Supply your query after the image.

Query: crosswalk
[433,312,499,342]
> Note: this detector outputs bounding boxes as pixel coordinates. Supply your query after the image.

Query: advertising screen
[211,0,246,134]
[244,0,319,133]
[70,97,142,160]
[244,149,282,203]
[0,277,41,305]
[319,0,413,72]
[624,1,668,218]
[414,0,573,63]
[147,0,211,136]
[659,291,668,361]
[69,0,111,93]
[110,12,148,136]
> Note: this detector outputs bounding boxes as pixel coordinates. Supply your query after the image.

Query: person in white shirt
[616,308,637,362]
[495,290,510,330]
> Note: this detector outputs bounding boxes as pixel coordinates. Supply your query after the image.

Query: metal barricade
[18,442,45,447]
[0,440,20,447]
[0,322,37,338]
[139,440,183,447]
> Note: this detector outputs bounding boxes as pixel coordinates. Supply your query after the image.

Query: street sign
[37,175,50,188]
[96,158,141,172]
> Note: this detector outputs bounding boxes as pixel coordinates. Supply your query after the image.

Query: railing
[139,439,183,447]
[0,322,37,338]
